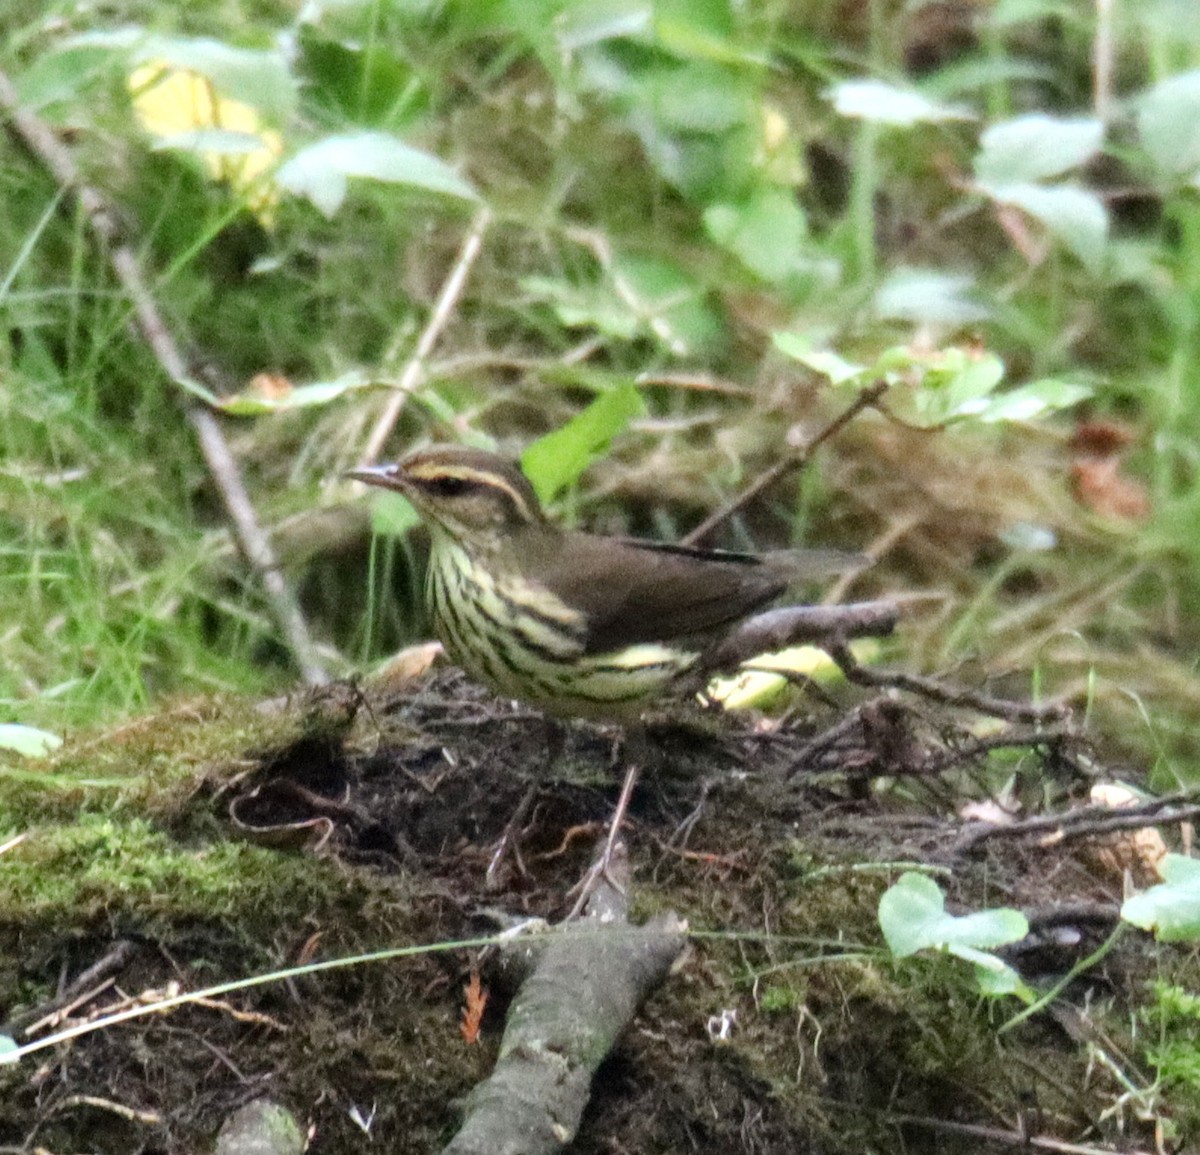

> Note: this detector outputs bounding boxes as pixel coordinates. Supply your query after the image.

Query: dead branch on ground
[441,848,686,1155]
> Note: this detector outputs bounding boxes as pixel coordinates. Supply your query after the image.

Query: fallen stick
[441,849,686,1155]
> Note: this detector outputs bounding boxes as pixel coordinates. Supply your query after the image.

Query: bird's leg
[564,723,647,918]
[485,716,564,890]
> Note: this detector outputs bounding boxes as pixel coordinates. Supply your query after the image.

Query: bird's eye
[425,476,473,497]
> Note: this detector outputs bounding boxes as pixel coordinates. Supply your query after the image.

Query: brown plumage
[349,445,861,717]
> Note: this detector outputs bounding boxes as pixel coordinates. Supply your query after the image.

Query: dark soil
[0,666,1190,1153]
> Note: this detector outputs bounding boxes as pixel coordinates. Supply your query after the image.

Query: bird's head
[348,445,547,548]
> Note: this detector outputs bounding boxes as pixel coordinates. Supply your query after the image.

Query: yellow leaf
[128,62,283,223]
[708,641,880,711]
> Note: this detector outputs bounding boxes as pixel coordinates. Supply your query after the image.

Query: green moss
[758,982,806,1014]
[0,694,370,968]
[0,812,328,924]
[0,694,323,829]
[1141,980,1200,1137]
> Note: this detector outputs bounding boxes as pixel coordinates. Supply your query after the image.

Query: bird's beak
[345,464,406,491]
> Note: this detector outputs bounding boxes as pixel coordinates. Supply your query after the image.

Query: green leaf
[880,872,1028,958]
[771,333,867,386]
[920,56,1054,101]
[138,36,297,121]
[521,276,642,340]
[655,25,761,68]
[827,80,971,126]
[368,492,421,539]
[878,346,1007,427]
[972,379,1091,423]
[521,383,646,504]
[928,351,1006,420]
[0,724,62,758]
[703,186,807,283]
[14,43,117,111]
[969,951,1032,997]
[770,331,813,361]
[1137,69,1200,179]
[0,1035,18,1065]
[654,0,733,40]
[299,28,427,129]
[979,182,1108,274]
[71,30,298,121]
[606,57,760,201]
[215,371,373,415]
[175,376,222,406]
[556,0,653,52]
[1122,854,1200,942]
[276,132,479,217]
[974,114,1103,184]
[611,253,724,357]
[152,128,272,157]
[639,62,752,134]
[873,268,989,326]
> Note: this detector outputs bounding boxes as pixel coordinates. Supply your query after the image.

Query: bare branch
[682,379,889,546]
[954,792,1200,854]
[359,205,493,466]
[884,1112,1155,1155]
[827,641,1069,725]
[700,599,899,677]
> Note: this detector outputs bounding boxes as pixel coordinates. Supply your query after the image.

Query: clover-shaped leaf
[1122,854,1200,943]
[880,873,1030,999]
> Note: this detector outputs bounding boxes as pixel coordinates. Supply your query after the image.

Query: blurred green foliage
[2,0,1200,782]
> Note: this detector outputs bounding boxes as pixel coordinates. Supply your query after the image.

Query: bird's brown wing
[517,531,860,655]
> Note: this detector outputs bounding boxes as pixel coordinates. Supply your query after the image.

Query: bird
[348,444,865,899]
[348,445,864,714]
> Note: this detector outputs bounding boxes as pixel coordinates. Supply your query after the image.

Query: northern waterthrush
[348,445,864,720]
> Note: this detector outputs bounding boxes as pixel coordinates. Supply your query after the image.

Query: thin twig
[682,379,889,546]
[359,205,493,466]
[955,793,1200,854]
[2,938,139,1038]
[915,725,1072,776]
[0,69,327,685]
[22,978,117,1038]
[827,641,1069,724]
[52,1095,162,1127]
[883,1112,1153,1155]
[787,715,1071,782]
[785,702,883,777]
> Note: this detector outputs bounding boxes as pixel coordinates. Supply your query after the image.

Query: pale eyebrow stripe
[407,463,539,522]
